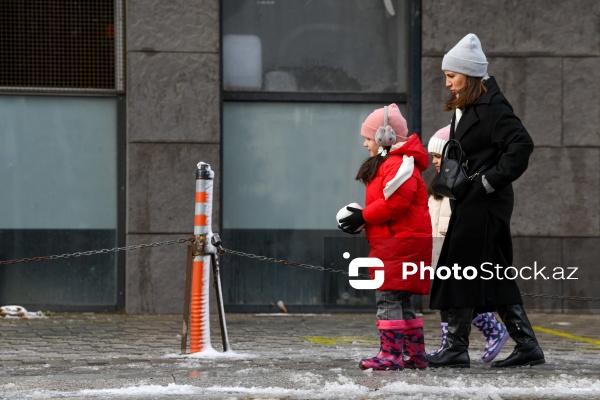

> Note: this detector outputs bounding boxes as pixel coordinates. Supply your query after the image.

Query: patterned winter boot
[403,317,429,369]
[472,312,509,363]
[358,320,405,370]
[427,322,448,357]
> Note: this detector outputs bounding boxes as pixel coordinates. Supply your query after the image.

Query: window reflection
[223,0,409,93]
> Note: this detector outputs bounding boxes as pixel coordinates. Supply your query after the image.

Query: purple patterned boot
[472,312,509,363]
[427,322,448,357]
[403,317,429,369]
[358,320,405,370]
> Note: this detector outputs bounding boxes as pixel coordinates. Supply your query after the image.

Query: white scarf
[383,155,414,200]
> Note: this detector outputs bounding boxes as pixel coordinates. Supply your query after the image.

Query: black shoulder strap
[449,110,500,178]
[471,149,502,179]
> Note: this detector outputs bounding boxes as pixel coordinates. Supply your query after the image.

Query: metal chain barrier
[0,237,195,266]
[220,247,366,277]
[519,292,600,302]
[221,247,600,303]
[1,238,598,303]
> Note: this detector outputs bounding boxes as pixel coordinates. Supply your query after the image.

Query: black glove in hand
[338,223,360,235]
[339,206,365,234]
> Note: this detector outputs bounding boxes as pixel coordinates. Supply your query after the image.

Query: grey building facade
[1,0,598,314]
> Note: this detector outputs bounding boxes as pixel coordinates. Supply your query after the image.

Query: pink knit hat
[361,103,408,142]
[427,125,451,155]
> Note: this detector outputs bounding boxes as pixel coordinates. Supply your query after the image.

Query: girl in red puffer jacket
[339,103,432,370]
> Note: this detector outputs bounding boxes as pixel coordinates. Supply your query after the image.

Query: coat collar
[477,76,500,105]
[452,76,500,141]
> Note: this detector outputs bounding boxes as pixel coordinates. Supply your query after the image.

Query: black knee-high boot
[491,304,545,368]
[428,307,472,368]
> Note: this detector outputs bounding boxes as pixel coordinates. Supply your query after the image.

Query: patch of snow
[162,348,254,359]
[0,305,46,319]
[79,383,203,397]
[289,371,322,386]
[1,383,16,388]
[235,367,271,375]
[375,375,600,398]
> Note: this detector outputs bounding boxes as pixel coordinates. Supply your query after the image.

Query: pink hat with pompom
[361,103,408,143]
[427,125,451,155]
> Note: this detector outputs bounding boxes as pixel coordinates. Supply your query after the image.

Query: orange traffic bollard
[188,162,216,354]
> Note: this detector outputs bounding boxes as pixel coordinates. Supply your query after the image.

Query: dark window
[222,0,410,94]
[0,0,123,92]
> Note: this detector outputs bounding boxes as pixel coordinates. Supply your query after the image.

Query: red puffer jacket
[362,134,432,294]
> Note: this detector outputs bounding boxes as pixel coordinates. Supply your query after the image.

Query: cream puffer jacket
[428,195,451,268]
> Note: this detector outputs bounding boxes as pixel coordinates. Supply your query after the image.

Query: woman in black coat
[428,33,545,368]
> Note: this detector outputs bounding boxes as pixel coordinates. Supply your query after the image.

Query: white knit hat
[428,125,451,155]
[442,33,488,77]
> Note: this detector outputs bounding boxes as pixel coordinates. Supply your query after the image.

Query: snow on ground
[0,305,46,319]
[3,347,600,400]
[2,313,599,399]
[2,374,600,399]
[161,348,255,360]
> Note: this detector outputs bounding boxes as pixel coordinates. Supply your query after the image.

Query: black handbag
[432,139,497,200]
[432,139,470,200]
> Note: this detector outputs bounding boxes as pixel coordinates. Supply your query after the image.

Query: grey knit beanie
[442,33,488,77]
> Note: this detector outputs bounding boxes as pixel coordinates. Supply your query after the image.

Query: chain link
[220,247,372,278]
[221,248,599,303]
[520,292,600,302]
[0,237,195,266]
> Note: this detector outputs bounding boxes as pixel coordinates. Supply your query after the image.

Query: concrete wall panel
[512,238,563,312]
[127,52,219,143]
[422,0,600,56]
[421,56,452,140]
[512,148,600,237]
[125,233,219,314]
[127,144,220,234]
[563,58,600,147]
[562,238,600,313]
[488,58,562,147]
[127,0,218,53]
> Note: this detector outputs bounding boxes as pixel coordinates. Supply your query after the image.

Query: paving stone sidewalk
[1,311,599,399]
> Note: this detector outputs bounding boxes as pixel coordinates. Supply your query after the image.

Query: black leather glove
[339,207,365,234]
[338,223,360,235]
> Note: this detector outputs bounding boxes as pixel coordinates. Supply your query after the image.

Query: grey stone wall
[124,0,598,314]
[126,0,220,313]
[421,0,600,312]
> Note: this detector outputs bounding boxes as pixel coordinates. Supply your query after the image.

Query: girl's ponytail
[356,151,389,184]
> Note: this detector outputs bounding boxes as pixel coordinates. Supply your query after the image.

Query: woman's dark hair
[355,147,390,184]
[427,173,443,200]
[444,75,487,112]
